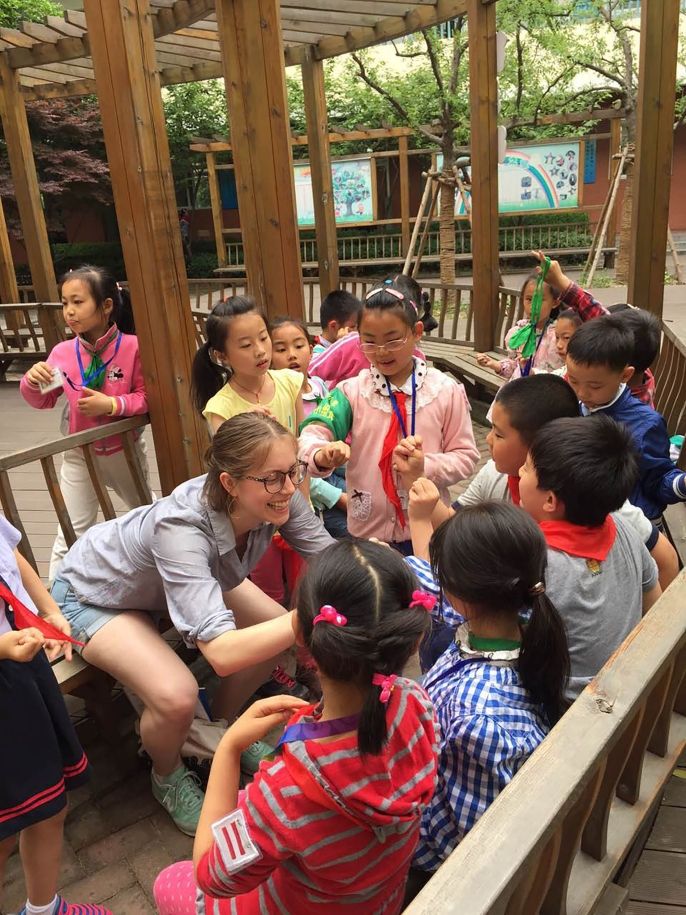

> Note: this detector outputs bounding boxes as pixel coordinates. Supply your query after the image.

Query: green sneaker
[240,740,274,777]
[151,764,204,836]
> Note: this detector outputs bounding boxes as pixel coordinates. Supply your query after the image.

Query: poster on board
[294,157,375,226]
[440,140,583,214]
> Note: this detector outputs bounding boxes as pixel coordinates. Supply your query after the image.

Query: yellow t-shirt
[202,368,302,433]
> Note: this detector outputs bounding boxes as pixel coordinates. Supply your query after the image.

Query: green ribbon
[79,324,118,391]
[508,256,551,359]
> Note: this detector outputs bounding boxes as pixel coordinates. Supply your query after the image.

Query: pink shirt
[299,363,479,542]
[20,326,148,456]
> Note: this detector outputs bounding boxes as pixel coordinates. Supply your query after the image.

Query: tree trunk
[439,144,456,312]
[615,144,634,284]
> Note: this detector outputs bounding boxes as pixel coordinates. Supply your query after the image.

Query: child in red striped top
[154,540,439,915]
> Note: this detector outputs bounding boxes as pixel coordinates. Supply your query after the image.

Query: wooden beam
[216,0,303,320]
[467,0,499,352]
[0,56,59,334]
[82,0,206,493]
[206,151,227,267]
[399,134,410,254]
[189,125,414,152]
[302,50,339,298]
[627,0,680,317]
[503,107,626,129]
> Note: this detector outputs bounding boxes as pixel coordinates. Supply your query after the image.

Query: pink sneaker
[18,896,113,915]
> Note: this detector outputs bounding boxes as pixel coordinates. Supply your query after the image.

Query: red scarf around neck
[539,515,617,562]
[507,475,521,505]
[0,580,84,646]
[378,391,407,529]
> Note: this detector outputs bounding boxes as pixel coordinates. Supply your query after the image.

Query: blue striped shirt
[413,641,550,872]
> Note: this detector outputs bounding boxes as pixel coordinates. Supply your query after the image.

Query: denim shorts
[51,578,121,651]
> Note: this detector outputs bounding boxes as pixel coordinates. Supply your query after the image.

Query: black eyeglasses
[245,461,307,494]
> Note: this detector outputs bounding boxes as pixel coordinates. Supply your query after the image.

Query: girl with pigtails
[408,501,570,897]
[154,539,439,915]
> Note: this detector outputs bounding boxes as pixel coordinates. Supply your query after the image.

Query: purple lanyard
[276,712,359,749]
[384,370,416,438]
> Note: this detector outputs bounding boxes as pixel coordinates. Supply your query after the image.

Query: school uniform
[0,517,89,840]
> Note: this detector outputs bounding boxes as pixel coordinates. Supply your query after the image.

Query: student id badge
[39,366,64,394]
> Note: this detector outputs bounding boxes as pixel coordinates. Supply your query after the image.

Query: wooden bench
[405,572,686,915]
[0,302,66,379]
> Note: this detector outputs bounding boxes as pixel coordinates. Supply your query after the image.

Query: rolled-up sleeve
[151,518,237,646]
[279,491,334,560]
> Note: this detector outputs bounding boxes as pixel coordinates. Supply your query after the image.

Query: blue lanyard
[75,331,122,388]
[275,712,360,750]
[521,320,550,378]
[385,369,416,437]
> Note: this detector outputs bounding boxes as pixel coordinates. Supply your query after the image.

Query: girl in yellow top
[192,296,304,434]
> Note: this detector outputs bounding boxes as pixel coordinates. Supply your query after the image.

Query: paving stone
[129,835,178,901]
[104,882,157,915]
[78,818,158,871]
[64,804,113,851]
[149,811,194,860]
[59,861,136,905]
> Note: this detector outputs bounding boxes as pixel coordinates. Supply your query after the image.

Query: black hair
[529,415,639,526]
[270,315,311,346]
[556,308,582,329]
[494,374,580,446]
[566,315,634,372]
[383,273,438,333]
[361,275,431,332]
[320,290,362,330]
[58,265,135,335]
[430,502,570,725]
[296,539,429,755]
[607,305,661,373]
[191,295,266,414]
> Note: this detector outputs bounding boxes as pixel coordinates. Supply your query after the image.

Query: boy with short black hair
[607,304,661,407]
[519,414,661,699]
[312,290,362,355]
[566,314,686,521]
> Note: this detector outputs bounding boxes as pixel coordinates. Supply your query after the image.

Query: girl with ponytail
[411,501,570,884]
[20,265,149,581]
[154,540,439,915]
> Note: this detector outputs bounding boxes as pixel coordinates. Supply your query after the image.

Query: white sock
[25,897,57,915]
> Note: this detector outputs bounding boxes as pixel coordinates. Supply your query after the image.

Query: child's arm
[408,478,441,561]
[650,532,679,591]
[639,542,662,614]
[15,550,74,661]
[534,251,608,321]
[639,416,686,508]
[422,384,480,488]
[309,476,346,513]
[393,435,426,490]
[298,387,353,477]
[19,361,63,410]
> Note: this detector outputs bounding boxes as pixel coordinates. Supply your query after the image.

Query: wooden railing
[0,415,152,571]
[653,322,686,469]
[405,572,686,915]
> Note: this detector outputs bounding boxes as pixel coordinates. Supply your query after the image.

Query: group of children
[1,256,684,915]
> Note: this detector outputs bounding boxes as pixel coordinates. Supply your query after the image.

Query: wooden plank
[626,903,686,915]
[82,0,206,494]
[627,0,680,317]
[629,850,686,906]
[645,805,686,853]
[216,0,303,320]
[663,776,686,808]
[189,125,413,152]
[467,0,499,352]
[206,152,227,267]
[301,51,339,298]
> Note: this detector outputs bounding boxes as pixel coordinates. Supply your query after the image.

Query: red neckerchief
[539,515,617,561]
[378,391,407,528]
[0,580,84,646]
[507,475,521,505]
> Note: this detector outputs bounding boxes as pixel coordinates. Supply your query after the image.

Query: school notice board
[441,140,583,215]
[294,157,375,226]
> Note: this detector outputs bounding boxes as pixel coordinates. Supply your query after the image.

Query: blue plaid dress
[413,629,550,872]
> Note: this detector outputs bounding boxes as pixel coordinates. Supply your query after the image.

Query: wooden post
[467,0,500,352]
[82,0,206,493]
[206,152,227,267]
[301,50,339,300]
[0,57,59,348]
[0,197,19,303]
[216,0,303,320]
[627,0,680,316]
[399,134,410,256]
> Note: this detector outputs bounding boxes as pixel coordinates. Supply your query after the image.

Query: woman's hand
[41,611,74,662]
[313,442,350,471]
[220,695,309,754]
[77,388,113,417]
[26,361,55,387]
[476,353,501,372]
[0,628,45,662]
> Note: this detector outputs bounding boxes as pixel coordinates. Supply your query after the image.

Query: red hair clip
[372,673,397,704]
[410,589,437,611]
[313,604,347,627]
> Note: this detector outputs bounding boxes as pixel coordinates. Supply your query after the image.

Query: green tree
[0,0,60,27]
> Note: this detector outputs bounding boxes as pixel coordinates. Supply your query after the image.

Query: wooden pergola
[0,0,679,493]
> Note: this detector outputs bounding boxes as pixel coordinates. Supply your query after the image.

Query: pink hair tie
[372,673,397,704]
[313,604,347,627]
[410,589,437,612]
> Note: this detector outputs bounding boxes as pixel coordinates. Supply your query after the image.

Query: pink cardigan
[20,327,148,456]
[299,366,479,542]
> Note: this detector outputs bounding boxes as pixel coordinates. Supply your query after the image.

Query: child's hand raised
[313,442,350,471]
[220,695,310,754]
[0,628,46,662]
[408,478,440,522]
[393,435,424,487]
[531,250,570,295]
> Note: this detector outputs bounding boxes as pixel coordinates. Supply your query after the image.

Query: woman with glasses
[300,281,479,554]
[51,413,333,838]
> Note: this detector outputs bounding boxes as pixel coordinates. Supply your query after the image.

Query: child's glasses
[245,461,307,494]
[359,335,409,355]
